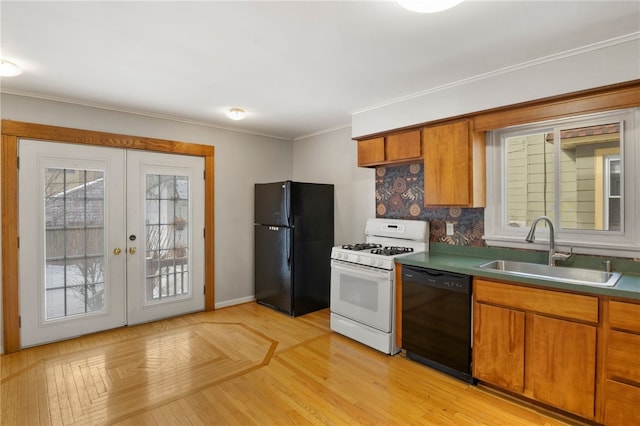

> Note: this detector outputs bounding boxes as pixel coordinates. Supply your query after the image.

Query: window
[484,108,640,257]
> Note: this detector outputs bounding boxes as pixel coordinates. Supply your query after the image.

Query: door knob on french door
[129,247,137,255]
[114,248,122,255]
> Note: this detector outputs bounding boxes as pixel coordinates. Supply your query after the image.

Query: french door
[19,140,204,347]
[126,151,204,325]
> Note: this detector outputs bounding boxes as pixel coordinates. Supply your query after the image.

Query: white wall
[352,36,640,137]
[0,95,373,353]
[293,126,375,245]
[0,94,294,328]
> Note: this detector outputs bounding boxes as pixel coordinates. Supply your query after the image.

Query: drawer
[604,380,640,426]
[609,300,640,333]
[474,279,599,323]
[607,330,640,384]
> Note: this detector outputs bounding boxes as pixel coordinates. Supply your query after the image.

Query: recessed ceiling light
[225,107,247,121]
[0,59,23,77]
[397,0,464,13]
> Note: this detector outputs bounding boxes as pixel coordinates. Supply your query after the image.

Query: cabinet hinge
[203,170,206,180]
[203,228,206,238]
[203,286,206,295]
[19,316,21,328]
[17,236,19,249]
[17,156,20,169]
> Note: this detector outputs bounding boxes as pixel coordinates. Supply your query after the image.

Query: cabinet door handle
[129,247,137,255]
[114,248,122,255]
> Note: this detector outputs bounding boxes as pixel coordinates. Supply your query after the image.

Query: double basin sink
[476,259,622,287]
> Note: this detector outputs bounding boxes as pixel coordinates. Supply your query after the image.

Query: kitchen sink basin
[476,260,622,287]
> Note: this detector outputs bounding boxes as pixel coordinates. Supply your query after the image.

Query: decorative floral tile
[375,162,486,246]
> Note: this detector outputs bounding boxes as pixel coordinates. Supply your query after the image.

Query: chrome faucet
[525,216,572,266]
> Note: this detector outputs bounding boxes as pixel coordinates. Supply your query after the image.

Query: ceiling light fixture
[225,107,247,121]
[0,59,23,77]
[397,0,464,13]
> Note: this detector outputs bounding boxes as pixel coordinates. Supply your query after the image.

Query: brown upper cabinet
[357,129,422,167]
[354,81,639,207]
[423,120,485,207]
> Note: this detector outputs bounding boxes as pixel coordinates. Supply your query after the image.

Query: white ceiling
[1,1,639,140]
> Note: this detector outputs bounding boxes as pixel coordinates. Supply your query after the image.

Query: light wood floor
[1,303,579,425]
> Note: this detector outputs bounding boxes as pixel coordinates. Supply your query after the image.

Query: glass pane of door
[145,174,190,304]
[45,168,106,319]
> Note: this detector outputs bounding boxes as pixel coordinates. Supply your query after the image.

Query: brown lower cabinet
[473,278,599,420]
[473,303,525,393]
[604,300,640,426]
[530,314,596,419]
[473,278,640,424]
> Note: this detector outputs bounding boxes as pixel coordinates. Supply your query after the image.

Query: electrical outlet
[446,222,454,236]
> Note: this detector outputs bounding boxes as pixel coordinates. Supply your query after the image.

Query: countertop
[396,244,640,300]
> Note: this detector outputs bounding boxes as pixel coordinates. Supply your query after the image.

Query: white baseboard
[214,296,256,309]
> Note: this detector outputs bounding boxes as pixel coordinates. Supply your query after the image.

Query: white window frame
[484,108,640,258]
[604,155,621,231]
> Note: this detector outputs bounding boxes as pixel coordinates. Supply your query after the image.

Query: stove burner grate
[341,243,382,251]
[370,246,414,256]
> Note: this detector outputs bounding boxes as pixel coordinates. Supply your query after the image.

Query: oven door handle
[331,260,391,280]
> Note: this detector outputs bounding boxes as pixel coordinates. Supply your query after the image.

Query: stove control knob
[356,256,361,262]
[370,259,375,266]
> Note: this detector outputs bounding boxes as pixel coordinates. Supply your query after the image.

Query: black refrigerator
[254,181,334,316]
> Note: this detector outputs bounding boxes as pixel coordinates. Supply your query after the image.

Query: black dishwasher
[402,265,474,384]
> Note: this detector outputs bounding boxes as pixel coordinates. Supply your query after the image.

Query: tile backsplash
[375,163,640,264]
[375,162,486,246]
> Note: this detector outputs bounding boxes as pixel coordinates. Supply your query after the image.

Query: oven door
[330,259,394,332]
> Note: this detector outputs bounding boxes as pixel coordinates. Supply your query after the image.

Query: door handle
[114,248,122,255]
[129,247,137,255]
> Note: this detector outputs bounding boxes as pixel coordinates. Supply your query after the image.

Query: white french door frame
[1,120,215,353]
[19,140,128,347]
[126,151,205,325]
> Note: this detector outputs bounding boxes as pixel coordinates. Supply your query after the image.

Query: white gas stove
[330,218,429,270]
[330,218,429,354]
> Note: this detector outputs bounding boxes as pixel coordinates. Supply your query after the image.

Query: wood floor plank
[2,303,578,425]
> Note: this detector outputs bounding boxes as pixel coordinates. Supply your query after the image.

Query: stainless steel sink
[476,260,622,287]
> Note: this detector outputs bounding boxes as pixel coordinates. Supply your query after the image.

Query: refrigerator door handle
[286,227,292,269]
[283,182,291,227]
